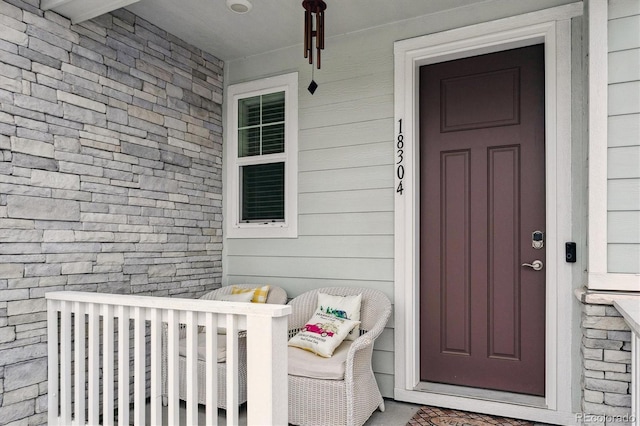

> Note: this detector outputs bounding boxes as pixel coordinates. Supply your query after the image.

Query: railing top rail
[614,299,640,336]
[46,291,291,318]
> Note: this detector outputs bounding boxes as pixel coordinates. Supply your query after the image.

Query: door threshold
[415,382,546,409]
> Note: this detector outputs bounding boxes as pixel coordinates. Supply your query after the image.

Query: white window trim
[393,3,581,424]
[586,0,640,291]
[225,72,298,239]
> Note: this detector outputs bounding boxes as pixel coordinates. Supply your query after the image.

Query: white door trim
[393,3,582,424]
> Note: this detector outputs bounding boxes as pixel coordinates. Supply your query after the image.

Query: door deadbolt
[532,231,544,249]
[522,260,544,271]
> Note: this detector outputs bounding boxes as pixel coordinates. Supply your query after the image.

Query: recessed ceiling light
[226,0,252,14]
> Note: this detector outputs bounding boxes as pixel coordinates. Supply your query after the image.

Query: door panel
[440,150,471,356]
[419,45,546,396]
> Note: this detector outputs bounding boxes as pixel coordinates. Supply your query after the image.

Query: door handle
[521,260,544,271]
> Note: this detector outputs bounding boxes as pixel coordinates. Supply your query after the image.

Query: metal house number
[396,119,405,195]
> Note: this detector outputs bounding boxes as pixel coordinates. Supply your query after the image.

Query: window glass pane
[238,96,261,128]
[262,92,285,124]
[241,162,285,222]
[262,123,285,154]
[238,127,261,157]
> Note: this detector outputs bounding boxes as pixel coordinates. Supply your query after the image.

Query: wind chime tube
[318,11,324,49]
[304,9,310,59]
[316,11,323,69]
[307,10,314,64]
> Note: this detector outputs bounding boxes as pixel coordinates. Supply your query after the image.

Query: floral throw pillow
[317,293,362,340]
[288,309,360,358]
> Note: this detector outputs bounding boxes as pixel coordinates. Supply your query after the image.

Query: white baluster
[205,312,218,426]
[133,306,146,426]
[118,306,130,426]
[60,301,72,424]
[74,302,86,426]
[103,304,115,425]
[47,300,60,425]
[186,310,198,425]
[226,314,239,425]
[150,308,162,425]
[167,309,180,425]
[88,303,100,425]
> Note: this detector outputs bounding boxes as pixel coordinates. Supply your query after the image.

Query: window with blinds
[226,72,298,238]
[241,162,285,222]
[238,92,286,222]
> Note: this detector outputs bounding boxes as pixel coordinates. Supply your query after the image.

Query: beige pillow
[215,291,255,302]
[288,340,352,380]
[231,285,270,303]
[317,293,362,340]
[288,309,360,358]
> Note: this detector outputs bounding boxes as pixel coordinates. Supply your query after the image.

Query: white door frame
[393,3,582,425]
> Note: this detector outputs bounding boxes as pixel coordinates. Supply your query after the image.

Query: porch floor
[141,398,422,425]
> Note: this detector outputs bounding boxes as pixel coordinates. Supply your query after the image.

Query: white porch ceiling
[124,0,491,62]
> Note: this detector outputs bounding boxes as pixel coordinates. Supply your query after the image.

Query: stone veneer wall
[581,299,633,425]
[0,0,223,424]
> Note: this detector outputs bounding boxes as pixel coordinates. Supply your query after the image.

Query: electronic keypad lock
[532,231,544,249]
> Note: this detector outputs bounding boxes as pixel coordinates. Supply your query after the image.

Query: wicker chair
[162,284,288,409]
[287,287,391,426]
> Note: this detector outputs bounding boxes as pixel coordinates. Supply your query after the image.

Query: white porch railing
[614,299,640,426]
[46,291,291,426]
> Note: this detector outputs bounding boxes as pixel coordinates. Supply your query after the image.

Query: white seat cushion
[288,340,352,380]
[178,332,227,363]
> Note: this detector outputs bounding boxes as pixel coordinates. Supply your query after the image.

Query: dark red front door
[419,45,546,396]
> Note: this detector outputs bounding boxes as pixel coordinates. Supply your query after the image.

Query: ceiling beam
[41,0,140,24]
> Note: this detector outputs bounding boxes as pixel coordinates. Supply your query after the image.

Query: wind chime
[302,0,326,94]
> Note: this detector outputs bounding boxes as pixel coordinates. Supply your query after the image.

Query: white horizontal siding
[608,14,640,52]
[608,81,640,116]
[608,50,640,84]
[226,235,393,258]
[608,146,640,179]
[299,166,393,193]
[225,0,582,398]
[608,2,640,273]
[227,256,393,282]
[300,119,393,151]
[299,94,393,130]
[608,114,640,147]
[609,0,640,19]
[299,189,394,214]
[372,349,394,375]
[298,70,393,109]
[608,212,640,242]
[299,142,393,173]
[299,212,393,236]
[608,244,640,273]
[608,179,640,210]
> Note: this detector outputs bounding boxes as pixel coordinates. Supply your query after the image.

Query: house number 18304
[396,119,405,195]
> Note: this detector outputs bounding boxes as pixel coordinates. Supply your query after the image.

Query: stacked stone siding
[581,302,633,425]
[0,0,223,424]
